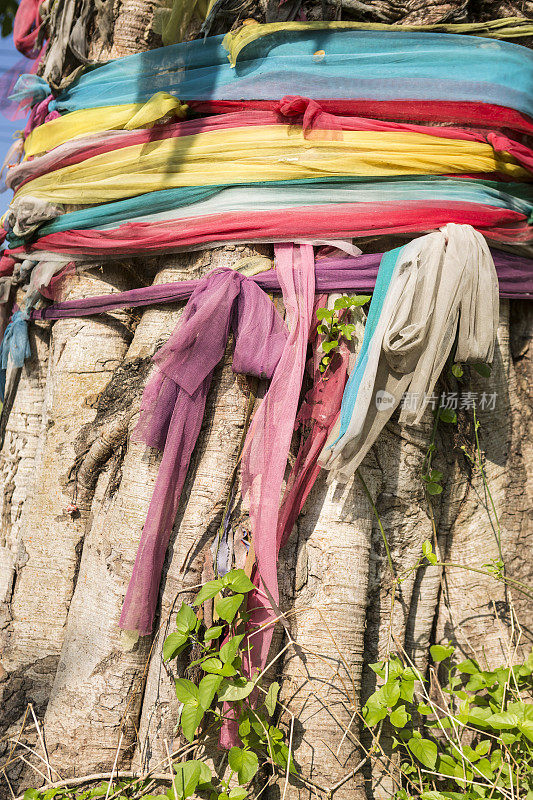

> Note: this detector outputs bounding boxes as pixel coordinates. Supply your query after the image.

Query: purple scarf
[119,269,288,635]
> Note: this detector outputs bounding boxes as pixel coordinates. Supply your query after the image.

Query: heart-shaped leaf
[487,711,520,730]
[228,747,259,784]
[175,678,199,704]
[439,407,457,424]
[422,540,437,565]
[390,704,409,728]
[163,632,188,662]
[219,634,244,664]
[229,789,248,800]
[322,340,338,354]
[175,603,198,633]
[430,644,454,663]
[218,677,255,702]
[407,737,438,769]
[224,570,255,594]
[194,579,223,606]
[201,657,223,673]
[451,363,463,378]
[473,362,491,378]
[204,625,224,642]
[381,681,400,708]
[172,760,201,798]
[198,674,222,710]
[264,682,280,716]
[215,593,244,623]
[180,704,204,743]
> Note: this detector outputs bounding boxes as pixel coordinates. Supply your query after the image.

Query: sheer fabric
[276,313,350,551]
[8,178,532,247]
[241,243,315,673]
[0,310,30,400]
[224,18,533,66]
[189,99,533,137]
[23,99,533,157]
[14,126,529,209]
[319,224,499,481]
[23,248,533,319]
[120,269,288,635]
[12,28,532,117]
[17,106,533,180]
[24,95,188,157]
[7,202,530,260]
[13,0,43,57]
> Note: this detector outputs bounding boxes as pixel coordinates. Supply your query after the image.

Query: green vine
[18,346,533,800]
[316,295,370,373]
[362,555,533,800]
[160,569,294,799]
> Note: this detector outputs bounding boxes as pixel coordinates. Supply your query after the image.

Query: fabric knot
[486,130,533,173]
[9,73,50,108]
[120,268,288,637]
[276,95,343,140]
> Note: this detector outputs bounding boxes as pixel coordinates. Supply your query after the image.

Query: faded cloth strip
[8,178,532,247]
[8,202,531,257]
[119,269,287,635]
[0,310,30,401]
[240,243,315,673]
[24,247,532,322]
[276,306,350,551]
[224,18,533,66]
[319,224,499,481]
[14,126,529,208]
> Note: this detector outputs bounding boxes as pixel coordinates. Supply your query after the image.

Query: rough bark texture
[1,268,136,736]
[0,0,532,798]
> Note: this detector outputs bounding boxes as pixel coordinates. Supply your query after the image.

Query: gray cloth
[5,196,62,238]
[320,224,499,481]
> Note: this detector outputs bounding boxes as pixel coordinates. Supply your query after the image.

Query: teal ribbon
[0,310,30,401]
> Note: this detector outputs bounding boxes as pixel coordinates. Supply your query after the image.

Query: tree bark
[0,1,531,798]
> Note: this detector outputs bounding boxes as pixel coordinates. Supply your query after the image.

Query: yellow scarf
[16,125,527,205]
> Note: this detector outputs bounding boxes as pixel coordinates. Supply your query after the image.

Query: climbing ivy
[316,294,370,372]
[159,569,294,799]
[362,590,533,800]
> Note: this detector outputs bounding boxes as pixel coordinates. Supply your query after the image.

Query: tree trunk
[0,1,531,798]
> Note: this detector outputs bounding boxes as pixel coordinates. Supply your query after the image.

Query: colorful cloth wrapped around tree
[5,111,533,248]
[5,179,533,247]
[11,27,533,154]
[319,224,500,479]
[10,104,533,186]
[0,19,530,712]
[13,123,531,207]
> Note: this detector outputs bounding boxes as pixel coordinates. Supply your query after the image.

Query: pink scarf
[241,243,315,674]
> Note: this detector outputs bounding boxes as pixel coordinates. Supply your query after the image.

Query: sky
[0,33,28,213]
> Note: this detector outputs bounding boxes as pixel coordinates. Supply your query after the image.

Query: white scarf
[319,224,499,481]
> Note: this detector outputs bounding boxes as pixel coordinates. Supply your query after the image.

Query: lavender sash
[119,269,288,635]
[30,248,533,326]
